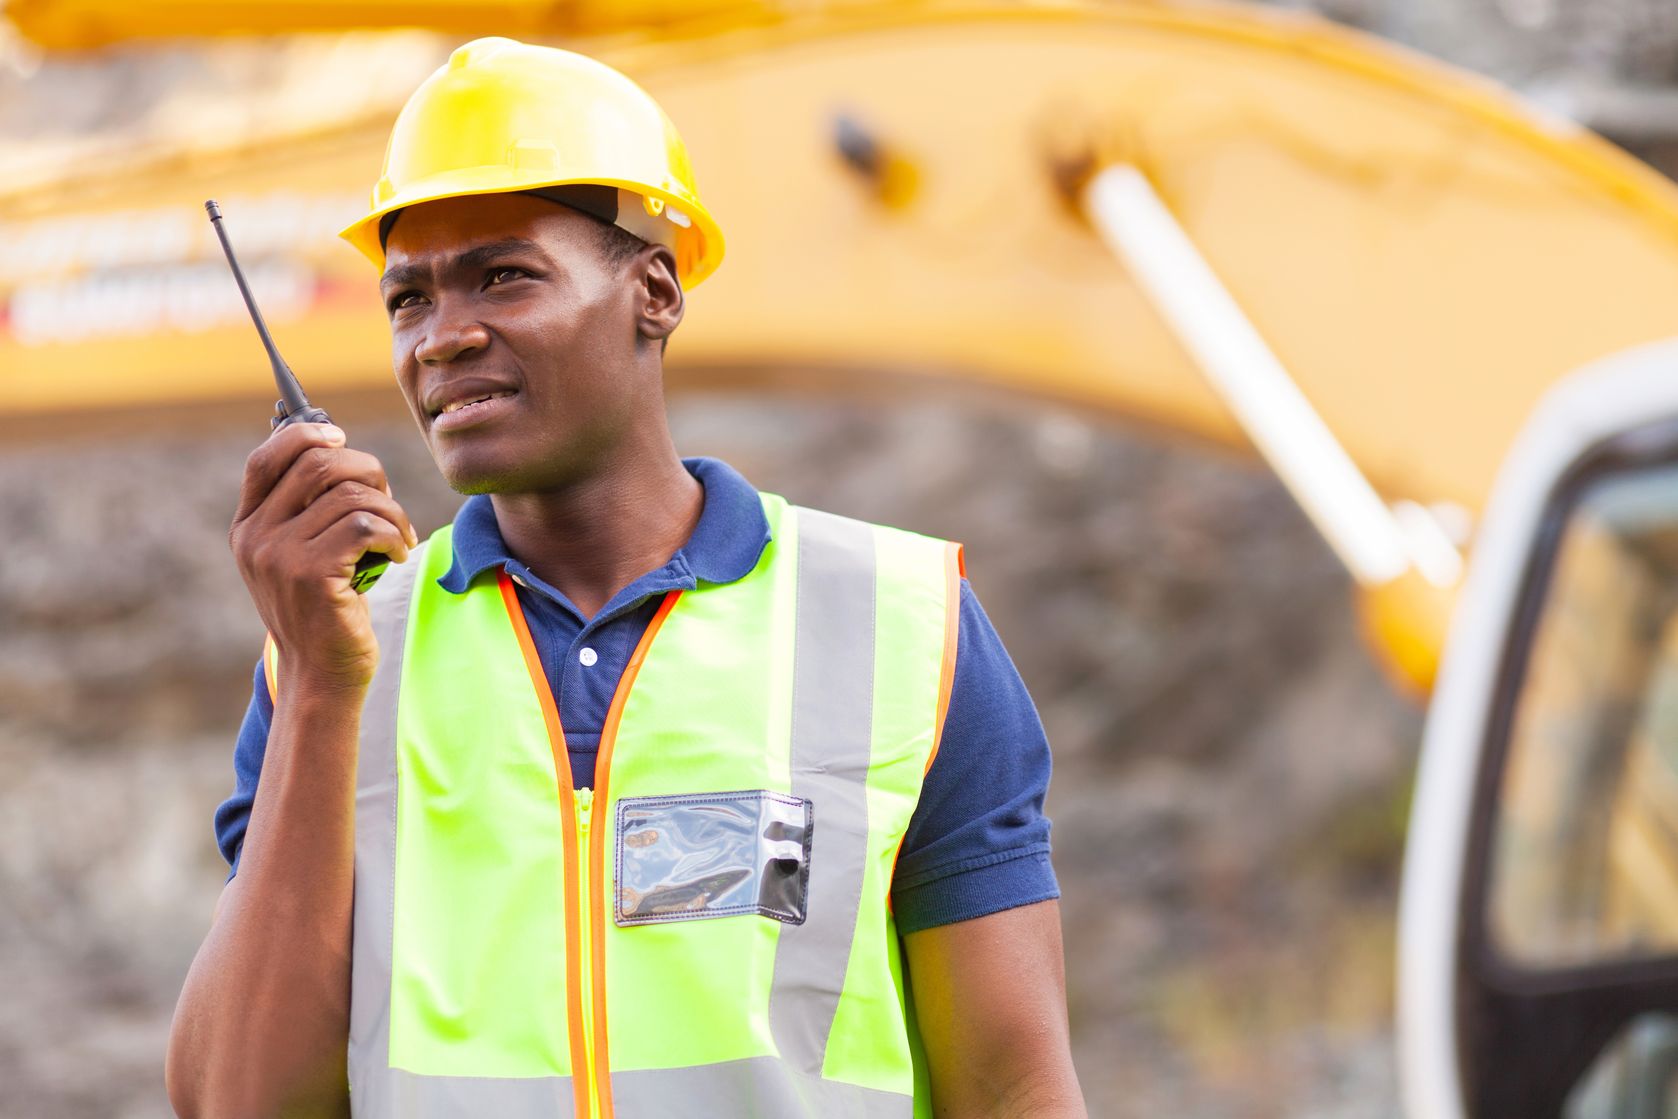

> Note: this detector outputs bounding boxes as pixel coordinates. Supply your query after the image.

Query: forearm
[167,679,364,1119]
[951,1073,1088,1119]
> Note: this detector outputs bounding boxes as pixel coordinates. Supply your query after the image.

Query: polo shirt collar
[436,456,771,595]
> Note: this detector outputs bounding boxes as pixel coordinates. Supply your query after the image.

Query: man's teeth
[440,390,515,415]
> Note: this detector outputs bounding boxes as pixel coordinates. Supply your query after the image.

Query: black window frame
[1456,414,1678,1118]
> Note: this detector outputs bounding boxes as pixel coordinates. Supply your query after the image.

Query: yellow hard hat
[340,37,724,286]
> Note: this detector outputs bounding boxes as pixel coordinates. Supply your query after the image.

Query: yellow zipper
[574,787,601,1119]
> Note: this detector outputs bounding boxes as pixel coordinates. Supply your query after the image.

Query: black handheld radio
[205,200,390,595]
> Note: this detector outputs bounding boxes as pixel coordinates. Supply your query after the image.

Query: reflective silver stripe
[769,507,878,1077]
[359,1060,903,1119]
[383,1069,575,1117]
[347,544,581,1118]
[613,1057,911,1118]
[347,544,422,1119]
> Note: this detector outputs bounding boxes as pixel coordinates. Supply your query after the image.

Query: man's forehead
[381,234,548,285]
[380,194,589,276]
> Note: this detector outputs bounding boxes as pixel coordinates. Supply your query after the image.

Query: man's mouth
[439,389,517,416]
[431,388,519,432]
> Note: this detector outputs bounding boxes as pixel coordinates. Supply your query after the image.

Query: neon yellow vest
[317,493,961,1118]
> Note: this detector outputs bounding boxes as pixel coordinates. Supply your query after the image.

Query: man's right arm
[166,422,416,1119]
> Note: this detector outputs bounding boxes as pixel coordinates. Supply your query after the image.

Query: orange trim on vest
[497,569,591,1119]
[590,589,681,1116]
[262,633,279,704]
[928,541,964,777]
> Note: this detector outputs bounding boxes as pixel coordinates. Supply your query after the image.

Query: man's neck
[488,443,704,621]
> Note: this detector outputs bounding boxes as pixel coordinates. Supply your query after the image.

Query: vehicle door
[1401,338,1678,1119]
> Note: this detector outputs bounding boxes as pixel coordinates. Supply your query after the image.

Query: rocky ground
[0,390,1418,1117]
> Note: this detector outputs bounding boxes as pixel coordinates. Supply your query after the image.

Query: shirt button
[579,647,599,667]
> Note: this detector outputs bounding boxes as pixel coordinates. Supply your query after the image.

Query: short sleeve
[890,579,1059,934]
[213,655,274,878]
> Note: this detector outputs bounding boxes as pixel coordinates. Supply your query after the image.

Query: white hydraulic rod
[1083,163,1427,588]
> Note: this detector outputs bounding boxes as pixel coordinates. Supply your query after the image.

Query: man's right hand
[230,422,419,693]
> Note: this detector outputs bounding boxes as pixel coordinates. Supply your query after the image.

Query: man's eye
[388,291,424,312]
[487,267,526,285]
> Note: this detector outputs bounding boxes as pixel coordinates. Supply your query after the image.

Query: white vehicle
[1403,338,1678,1119]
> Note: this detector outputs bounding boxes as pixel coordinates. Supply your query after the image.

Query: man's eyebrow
[454,237,549,273]
[380,238,550,291]
[379,260,426,292]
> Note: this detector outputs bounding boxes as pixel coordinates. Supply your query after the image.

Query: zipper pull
[575,787,594,835]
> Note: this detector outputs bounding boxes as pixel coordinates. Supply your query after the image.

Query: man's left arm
[895,579,1085,1117]
[905,901,1084,1117]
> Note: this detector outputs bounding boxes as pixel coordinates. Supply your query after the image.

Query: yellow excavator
[9,2,1678,1115]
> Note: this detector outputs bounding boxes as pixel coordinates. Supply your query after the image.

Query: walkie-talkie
[206,200,390,594]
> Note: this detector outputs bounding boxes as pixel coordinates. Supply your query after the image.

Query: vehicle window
[1488,462,1678,967]
[1565,1013,1678,1119]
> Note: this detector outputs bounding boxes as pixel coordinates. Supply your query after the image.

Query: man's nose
[415,304,491,365]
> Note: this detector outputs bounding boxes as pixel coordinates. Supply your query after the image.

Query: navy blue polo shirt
[214,457,1058,934]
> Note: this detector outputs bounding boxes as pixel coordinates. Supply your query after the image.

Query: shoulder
[947,579,1030,710]
[780,501,964,579]
[893,577,1059,931]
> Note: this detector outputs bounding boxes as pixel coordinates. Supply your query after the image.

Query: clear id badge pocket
[614,790,813,927]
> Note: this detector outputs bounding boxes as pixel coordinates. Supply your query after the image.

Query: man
[167,37,1083,1119]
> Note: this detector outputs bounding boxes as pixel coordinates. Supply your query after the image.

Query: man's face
[380,193,662,494]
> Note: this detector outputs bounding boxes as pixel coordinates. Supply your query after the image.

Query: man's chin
[433,448,521,496]
[431,436,601,497]
[447,477,500,497]
[436,454,569,497]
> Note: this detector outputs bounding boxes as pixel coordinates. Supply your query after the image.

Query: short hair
[586,219,673,353]
[592,217,648,270]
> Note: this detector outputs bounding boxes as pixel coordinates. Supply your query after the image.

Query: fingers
[231,426,418,593]
[294,481,418,560]
[263,446,392,524]
[234,423,345,523]
[229,424,405,688]
[313,508,412,578]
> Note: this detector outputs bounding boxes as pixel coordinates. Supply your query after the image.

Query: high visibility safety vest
[267,493,962,1118]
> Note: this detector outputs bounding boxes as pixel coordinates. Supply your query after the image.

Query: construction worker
[166,37,1084,1118]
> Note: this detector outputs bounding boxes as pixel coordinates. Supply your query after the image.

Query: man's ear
[636,245,683,347]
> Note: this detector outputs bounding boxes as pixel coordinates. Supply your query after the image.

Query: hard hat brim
[340,171,724,289]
